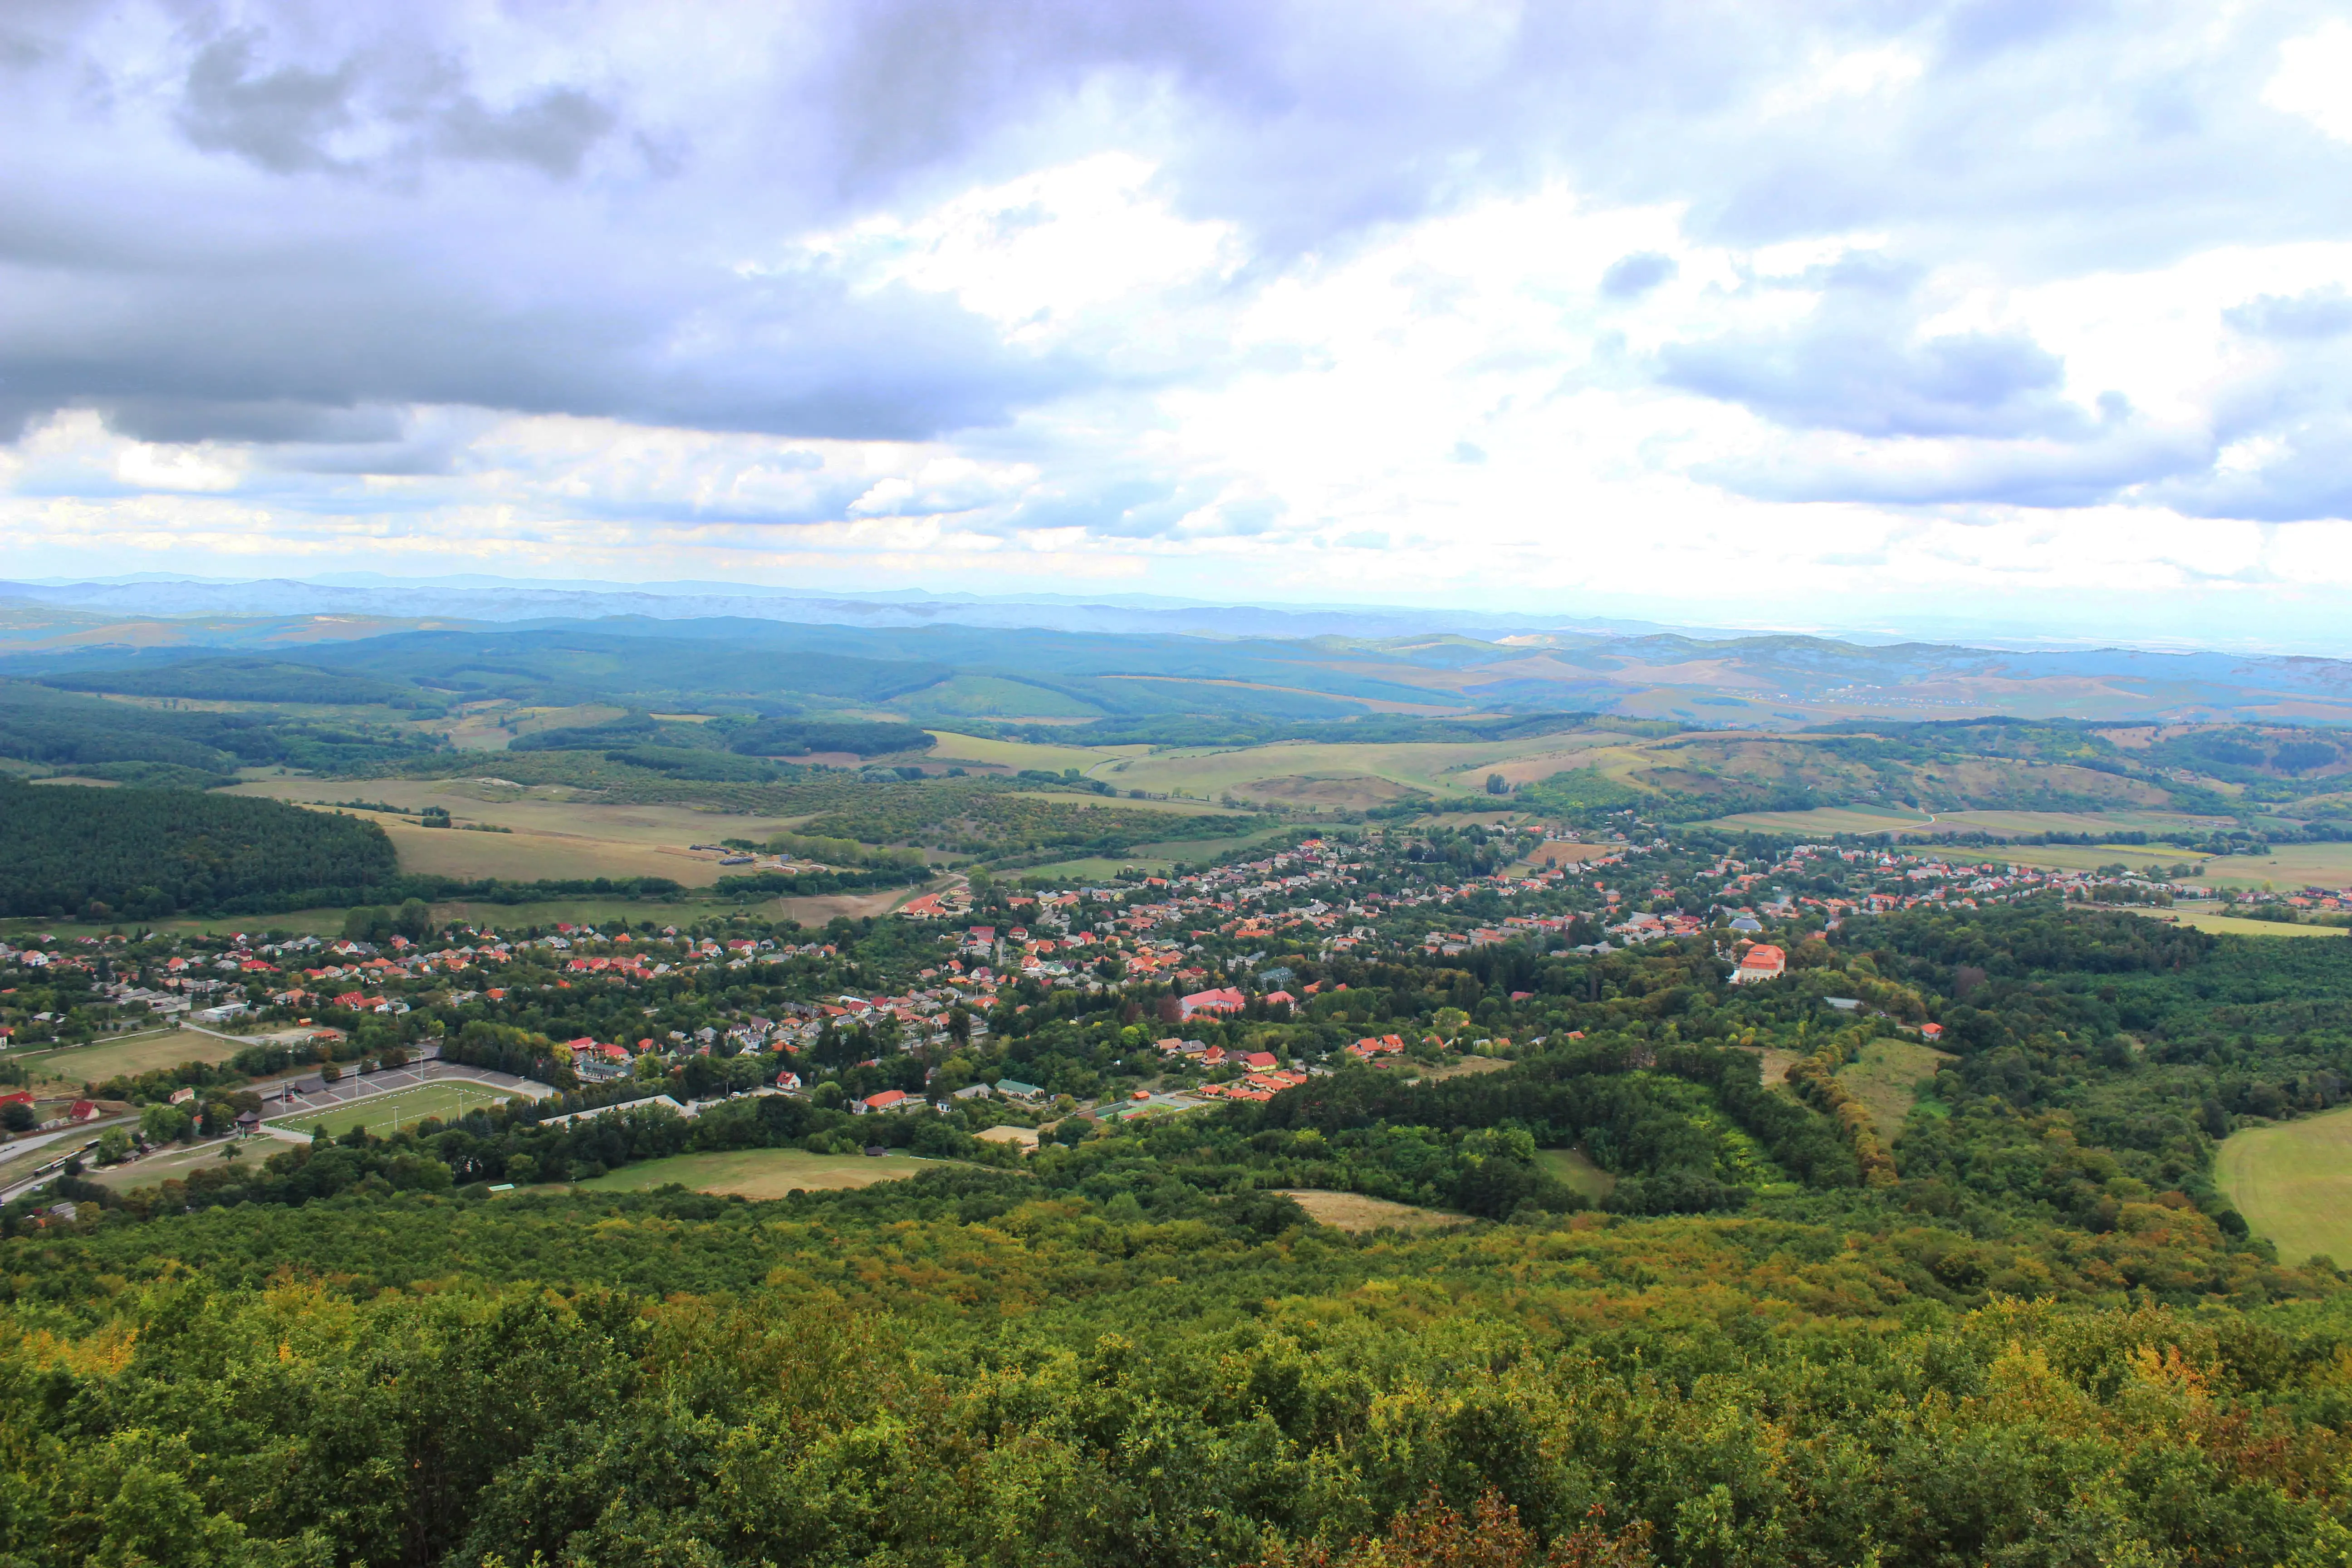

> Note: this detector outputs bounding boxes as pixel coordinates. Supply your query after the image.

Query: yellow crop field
[1273,1189,1469,1233]
[1704,805,1937,835]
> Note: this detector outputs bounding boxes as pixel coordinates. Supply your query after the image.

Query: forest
[0,679,448,780]
[0,779,399,919]
[38,657,442,710]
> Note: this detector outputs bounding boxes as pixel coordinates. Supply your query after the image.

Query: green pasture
[2217,1106,2352,1264]
[7,1029,244,1091]
[1535,1147,1616,1201]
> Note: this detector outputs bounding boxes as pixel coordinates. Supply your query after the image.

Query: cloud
[1658,270,2093,441]
[1600,251,1678,298]
[2226,286,2352,340]
[9,0,2352,647]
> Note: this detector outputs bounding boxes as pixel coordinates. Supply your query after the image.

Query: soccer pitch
[268,1079,524,1138]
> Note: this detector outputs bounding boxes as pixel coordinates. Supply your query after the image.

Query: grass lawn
[9,1029,245,1091]
[83,1140,250,1193]
[2217,1107,2352,1264]
[1534,1147,1617,1201]
[571,1147,939,1197]
[1274,1189,1470,1233]
[1835,1039,1955,1144]
[268,1079,536,1137]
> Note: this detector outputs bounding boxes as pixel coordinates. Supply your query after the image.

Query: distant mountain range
[5,575,2352,726]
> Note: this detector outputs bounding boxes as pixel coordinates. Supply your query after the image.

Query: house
[66,1100,100,1122]
[1920,1022,1944,1041]
[1179,985,1246,1019]
[168,1087,196,1106]
[1730,944,1786,985]
[856,1089,927,1115]
[950,1082,992,1101]
[995,1079,1045,1102]
[774,1070,803,1090]
[1240,1051,1279,1071]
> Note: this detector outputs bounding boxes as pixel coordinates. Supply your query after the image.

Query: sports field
[570,1147,935,1196]
[9,1029,245,1091]
[2217,1106,2352,1264]
[268,1079,529,1137]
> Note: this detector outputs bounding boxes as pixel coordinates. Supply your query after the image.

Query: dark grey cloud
[178,30,359,174]
[1600,251,1677,298]
[176,22,617,181]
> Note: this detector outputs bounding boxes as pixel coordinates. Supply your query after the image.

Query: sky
[7,0,2352,649]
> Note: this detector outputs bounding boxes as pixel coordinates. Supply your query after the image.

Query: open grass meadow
[1534,1146,1617,1201]
[8,1029,245,1091]
[2217,1106,2352,1264]
[268,1078,541,1138]
[922,731,1147,776]
[569,1146,938,1197]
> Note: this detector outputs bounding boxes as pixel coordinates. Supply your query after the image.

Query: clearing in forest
[1835,1038,1955,1143]
[2218,1107,2352,1264]
[1534,1147,1617,1201]
[1275,1189,1470,1233]
[571,1147,938,1196]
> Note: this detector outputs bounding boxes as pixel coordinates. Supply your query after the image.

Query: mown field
[221,778,802,885]
[1096,731,1631,808]
[1272,1189,1468,1232]
[570,1147,936,1196]
[2217,1105,2352,1264]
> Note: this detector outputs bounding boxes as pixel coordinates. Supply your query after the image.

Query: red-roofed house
[1730,944,1786,985]
[1180,985,1246,1019]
